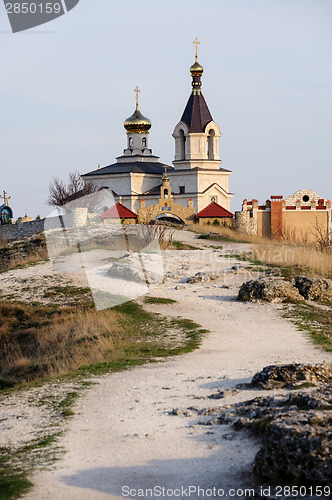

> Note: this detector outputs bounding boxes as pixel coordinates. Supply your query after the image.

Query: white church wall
[168,171,198,196]
[186,133,208,160]
[197,172,230,194]
[86,175,131,197]
[131,174,162,196]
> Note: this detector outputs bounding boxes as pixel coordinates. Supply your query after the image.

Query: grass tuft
[144,297,177,305]
[283,303,332,351]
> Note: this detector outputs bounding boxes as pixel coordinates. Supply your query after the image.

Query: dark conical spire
[180,59,213,133]
[180,40,213,132]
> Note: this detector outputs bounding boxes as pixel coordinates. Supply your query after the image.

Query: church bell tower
[169,39,233,212]
[172,38,221,169]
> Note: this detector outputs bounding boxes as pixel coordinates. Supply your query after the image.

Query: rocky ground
[215,364,332,489]
[0,229,331,500]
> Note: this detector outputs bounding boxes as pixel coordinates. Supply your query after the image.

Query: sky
[1,0,331,219]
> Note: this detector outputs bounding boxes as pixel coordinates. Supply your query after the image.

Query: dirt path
[21,233,330,499]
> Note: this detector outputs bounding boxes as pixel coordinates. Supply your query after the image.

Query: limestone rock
[254,409,332,487]
[0,234,47,272]
[217,365,332,488]
[295,276,332,302]
[250,363,332,389]
[107,261,162,284]
[186,271,219,283]
[237,277,303,303]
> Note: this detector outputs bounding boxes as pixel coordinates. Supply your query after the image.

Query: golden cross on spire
[134,85,140,108]
[164,165,168,178]
[193,37,200,61]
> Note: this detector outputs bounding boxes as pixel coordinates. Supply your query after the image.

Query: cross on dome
[193,37,200,61]
[134,86,140,108]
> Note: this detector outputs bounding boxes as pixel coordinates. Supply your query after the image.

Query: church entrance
[152,213,185,224]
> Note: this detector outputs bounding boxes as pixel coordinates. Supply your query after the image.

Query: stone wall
[234,211,255,234]
[235,190,332,243]
[0,208,88,243]
[0,219,45,242]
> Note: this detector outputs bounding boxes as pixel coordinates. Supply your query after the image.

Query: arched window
[129,137,133,148]
[142,137,146,147]
[164,189,168,198]
[207,129,215,159]
[179,130,186,160]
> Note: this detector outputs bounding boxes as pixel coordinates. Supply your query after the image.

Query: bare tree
[48,171,97,208]
[312,217,331,251]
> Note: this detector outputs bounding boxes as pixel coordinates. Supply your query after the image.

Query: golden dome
[124,106,151,134]
[190,59,204,76]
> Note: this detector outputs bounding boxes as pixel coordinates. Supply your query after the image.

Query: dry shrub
[189,222,271,244]
[252,243,332,277]
[0,302,124,387]
[190,222,331,276]
[128,222,174,250]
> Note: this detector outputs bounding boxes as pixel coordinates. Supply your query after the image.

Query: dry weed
[0,303,124,387]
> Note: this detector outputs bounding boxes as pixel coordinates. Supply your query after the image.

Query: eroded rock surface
[237,278,303,303]
[217,364,332,489]
[0,234,47,271]
[295,276,332,302]
[249,363,332,389]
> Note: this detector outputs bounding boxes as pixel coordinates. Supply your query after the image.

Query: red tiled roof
[196,201,233,219]
[100,203,138,219]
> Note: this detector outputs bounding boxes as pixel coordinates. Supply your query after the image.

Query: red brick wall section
[271,200,283,238]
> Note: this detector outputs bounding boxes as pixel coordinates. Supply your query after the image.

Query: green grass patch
[44,286,91,298]
[283,303,332,351]
[172,240,200,250]
[144,297,177,305]
[197,233,249,244]
[0,379,93,499]
[0,433,60,500]
[0,457,32,500]
[222,253,307,281]
[247,417,274,436]
[72,301,208,377]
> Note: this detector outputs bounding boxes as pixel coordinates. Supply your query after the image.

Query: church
[82,40,233,223]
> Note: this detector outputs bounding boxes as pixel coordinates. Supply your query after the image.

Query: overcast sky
[1,0,331,218]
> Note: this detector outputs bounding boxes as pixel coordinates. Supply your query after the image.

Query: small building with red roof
[195,199,233,225]
[100,203,138,224]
